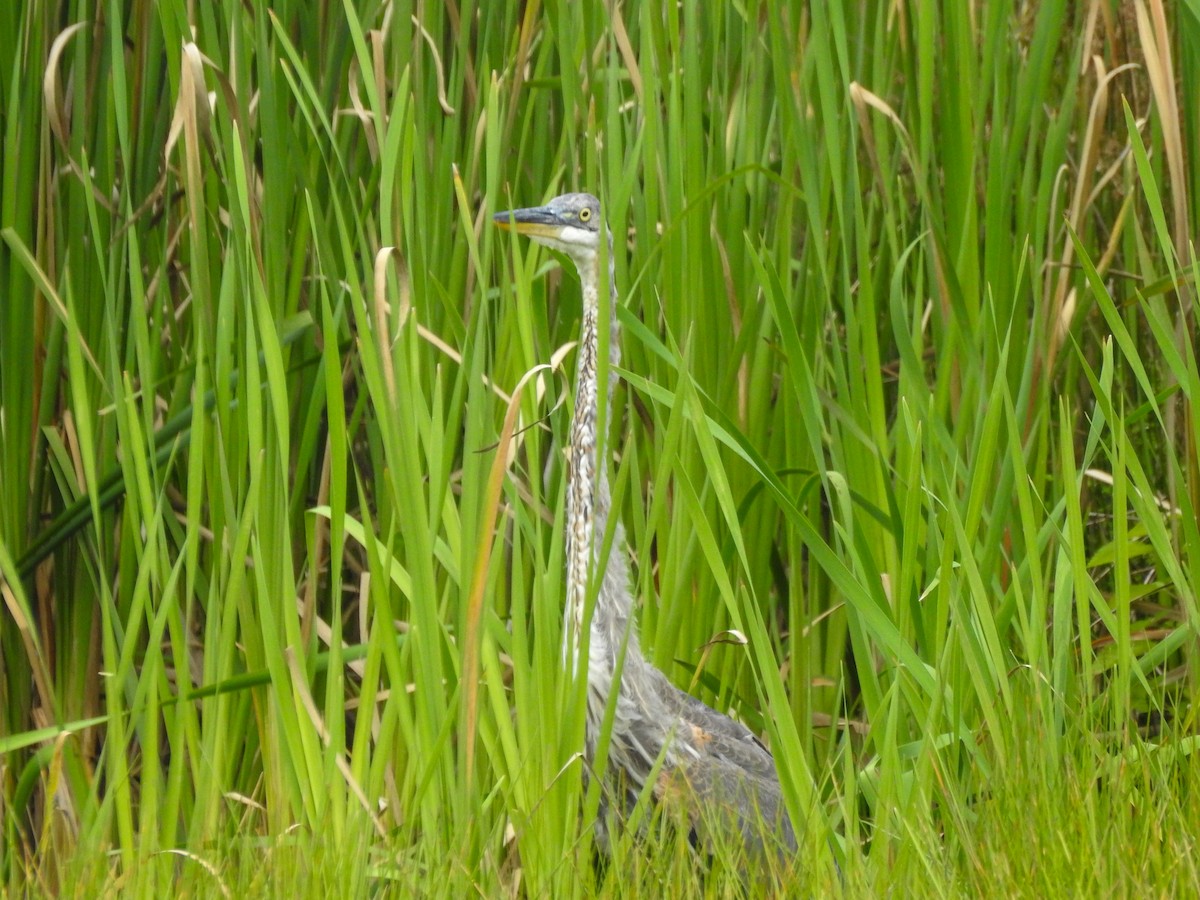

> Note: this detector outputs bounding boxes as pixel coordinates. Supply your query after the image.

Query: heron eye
[578,208,592,222]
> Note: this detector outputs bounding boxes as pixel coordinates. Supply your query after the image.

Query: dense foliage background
[2,0,1198,894]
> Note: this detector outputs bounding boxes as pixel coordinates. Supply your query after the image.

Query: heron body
[494,193,797,858]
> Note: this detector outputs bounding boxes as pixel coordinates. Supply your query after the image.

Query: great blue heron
[494,192,797,859]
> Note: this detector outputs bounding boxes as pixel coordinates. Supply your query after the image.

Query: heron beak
[492,205,563,240]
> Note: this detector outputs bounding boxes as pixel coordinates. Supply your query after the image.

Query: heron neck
[564,245,624,667]
[577,256,620,505]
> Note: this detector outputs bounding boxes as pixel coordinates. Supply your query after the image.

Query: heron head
[493,192,602,265]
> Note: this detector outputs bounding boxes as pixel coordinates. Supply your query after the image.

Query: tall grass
[1,0,1197,894]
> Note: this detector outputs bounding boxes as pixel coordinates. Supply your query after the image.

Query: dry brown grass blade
[461,362,552,790]
[132,41,240,248]
[371,29,389,120]
[848,81,916,172]
[848,82,888,199]
[372,246,408,405]
[1133,0,1190,268]
[42,22,114,214]
[345,58,379,161]
[43,23,87,152]
[411,16,456,115]
[608,1,642,104]
[1,578,56,728]
[167,39,215,321]
[164,42,212,165]
[61,408,86,498]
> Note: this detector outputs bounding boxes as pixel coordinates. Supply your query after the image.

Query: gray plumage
[494,193,797,859]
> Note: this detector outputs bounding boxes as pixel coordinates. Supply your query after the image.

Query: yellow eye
[578,208,592,222]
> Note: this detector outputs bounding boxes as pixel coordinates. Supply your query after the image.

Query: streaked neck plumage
[564,232,634,675]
